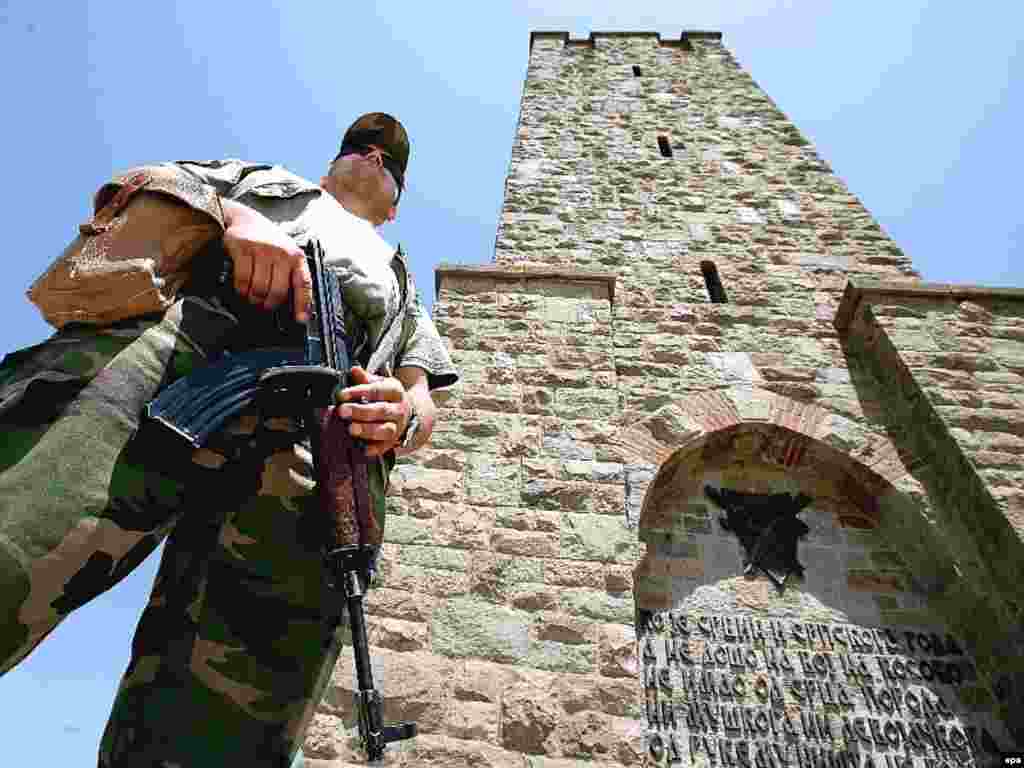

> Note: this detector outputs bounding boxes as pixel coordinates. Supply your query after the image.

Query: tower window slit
[701,261,728,303]
[632,65,642,77]
[657,135,673,158]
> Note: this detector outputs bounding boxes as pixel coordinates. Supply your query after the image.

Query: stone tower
[312,31,1024,767]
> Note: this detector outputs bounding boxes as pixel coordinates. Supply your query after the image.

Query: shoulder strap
[364,246,412,376]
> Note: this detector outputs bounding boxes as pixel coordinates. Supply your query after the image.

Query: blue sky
[0,1,1021,762]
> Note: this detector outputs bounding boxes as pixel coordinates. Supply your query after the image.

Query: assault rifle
[146,240,416,763]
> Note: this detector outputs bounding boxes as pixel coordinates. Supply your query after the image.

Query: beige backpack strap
[87,164,226,235]
[80,170,153,235]
[364,246,412,377]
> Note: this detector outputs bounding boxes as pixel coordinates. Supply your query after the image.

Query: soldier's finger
[257,261,276,309]
[350,367,374,385]
[338,401,400,423]
[291,259,312,323]
[349,420,398,444]
[338,382,403,403]
[263,261,291,310]
[230,244,254,298]
[248,252,273,304]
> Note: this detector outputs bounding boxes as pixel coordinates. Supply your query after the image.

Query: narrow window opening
[701,261,728,303]
[632,65,642,77]
[657,135,673,158]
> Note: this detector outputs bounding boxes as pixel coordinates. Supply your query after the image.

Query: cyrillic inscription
[638,611,1007,768]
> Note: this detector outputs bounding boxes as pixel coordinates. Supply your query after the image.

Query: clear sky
[0,1,1021,762]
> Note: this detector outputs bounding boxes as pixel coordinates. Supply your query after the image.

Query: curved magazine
[145,347,307,448]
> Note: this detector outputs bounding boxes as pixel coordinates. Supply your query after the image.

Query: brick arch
[611,386,925,530]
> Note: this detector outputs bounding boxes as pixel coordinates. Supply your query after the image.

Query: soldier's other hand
[335,366,411,457]
[222,199,312,323]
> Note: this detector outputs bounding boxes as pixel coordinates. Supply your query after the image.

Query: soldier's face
[325,145,398,225]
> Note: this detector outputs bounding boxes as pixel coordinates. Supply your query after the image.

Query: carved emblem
[705,485,813,592]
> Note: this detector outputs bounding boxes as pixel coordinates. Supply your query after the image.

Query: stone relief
[704,485,813,592]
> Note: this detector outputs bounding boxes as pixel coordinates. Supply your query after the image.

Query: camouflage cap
[337,112,410,194]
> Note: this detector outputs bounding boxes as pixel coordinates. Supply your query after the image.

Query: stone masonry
[307,31,1024,767]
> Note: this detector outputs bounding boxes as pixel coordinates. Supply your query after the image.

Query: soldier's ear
[385,205,397,223]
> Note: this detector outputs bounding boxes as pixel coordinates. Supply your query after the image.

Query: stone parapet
[834,278,1024,331]
[530,30,724,51]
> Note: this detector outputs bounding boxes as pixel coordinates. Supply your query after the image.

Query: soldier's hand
[221,199,312,322]
[335,366,411,458]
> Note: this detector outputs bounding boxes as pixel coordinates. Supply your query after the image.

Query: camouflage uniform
[0,160,457,767]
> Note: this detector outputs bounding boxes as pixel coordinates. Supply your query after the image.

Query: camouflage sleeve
[397,288,459,392]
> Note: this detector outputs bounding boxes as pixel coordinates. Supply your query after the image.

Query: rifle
[146,240,416,763]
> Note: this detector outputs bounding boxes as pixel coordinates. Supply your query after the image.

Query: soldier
[0,113,457,766]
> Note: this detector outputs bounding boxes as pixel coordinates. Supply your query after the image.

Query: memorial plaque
[637,610,1012,768]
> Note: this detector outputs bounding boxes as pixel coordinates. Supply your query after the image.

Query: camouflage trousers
[0,297,345,767]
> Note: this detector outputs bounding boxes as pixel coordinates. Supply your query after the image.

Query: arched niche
[635,423,893,621]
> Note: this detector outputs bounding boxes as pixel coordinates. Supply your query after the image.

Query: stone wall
[307,32,1024,766]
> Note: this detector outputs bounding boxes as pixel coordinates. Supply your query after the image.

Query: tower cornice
[435,263,617,304]
[529,30,723,51]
